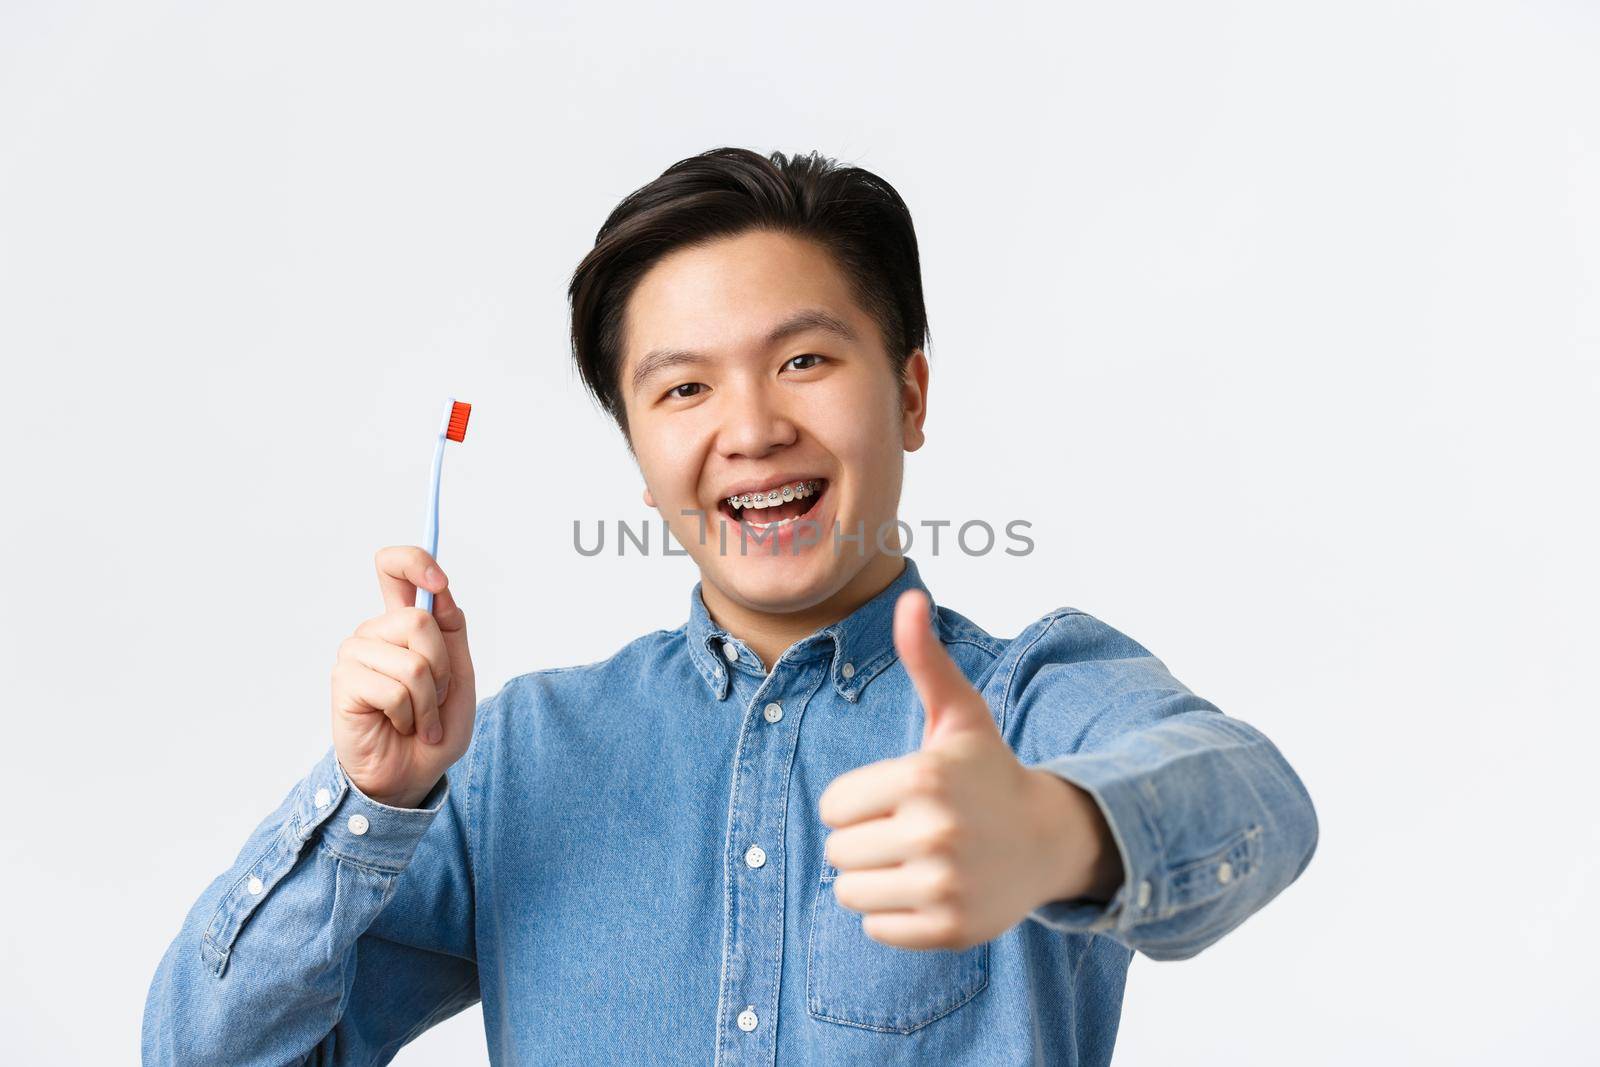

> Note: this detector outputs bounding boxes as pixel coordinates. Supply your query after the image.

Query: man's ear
[900,347,930,452]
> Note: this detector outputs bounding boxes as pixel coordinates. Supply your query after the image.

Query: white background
[3,2,1596,1064]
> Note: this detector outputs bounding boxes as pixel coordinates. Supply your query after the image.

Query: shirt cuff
[1024,750,1163,936]
[291,747,450,873]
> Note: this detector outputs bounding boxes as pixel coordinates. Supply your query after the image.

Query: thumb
[893,590,993,748]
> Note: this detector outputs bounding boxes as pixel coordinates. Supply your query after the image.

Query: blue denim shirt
[143,556,1318,1065]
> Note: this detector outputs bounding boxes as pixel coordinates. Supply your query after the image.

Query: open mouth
[718,478,829,528]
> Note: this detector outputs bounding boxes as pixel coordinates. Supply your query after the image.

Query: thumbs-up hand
[817,590,1123,950]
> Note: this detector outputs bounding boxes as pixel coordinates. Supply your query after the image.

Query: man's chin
[702,551,840,614]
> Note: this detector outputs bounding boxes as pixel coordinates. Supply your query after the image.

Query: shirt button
[763,701,783,723]
[744,844,767,869]
[840,662,855,679]
[1136,880,1152,909]
[313,787,331,809]
[737,1006,758,1032]
[347,814,369,836]
[246,876,263,895]
[722,640,740,662]
[1217,861,1233,884]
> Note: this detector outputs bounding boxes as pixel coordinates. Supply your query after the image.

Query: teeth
[727,479,821,511]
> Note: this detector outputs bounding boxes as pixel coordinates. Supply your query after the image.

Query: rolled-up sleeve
[991,609,1319,961]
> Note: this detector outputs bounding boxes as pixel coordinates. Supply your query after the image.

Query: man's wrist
[371,789,430,810]
[358,775,444,811]
[1025,767,1124,906]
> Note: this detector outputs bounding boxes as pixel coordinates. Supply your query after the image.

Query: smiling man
[144,147,1318,1066]
[623,225,920,666]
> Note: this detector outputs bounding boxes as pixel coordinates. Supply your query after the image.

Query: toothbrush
[418,397,472,614]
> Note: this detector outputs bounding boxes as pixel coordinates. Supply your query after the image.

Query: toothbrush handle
[417,432,446,613]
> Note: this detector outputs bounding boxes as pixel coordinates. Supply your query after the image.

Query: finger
[893,590,968,716]
[355,609,451,690]
[340,635,440,739]
[429,583,467,637]
[375,545,448,615]
[834,859,950,912]
[819,754,924,828]
[825,812,927,871]
[332,656,416,737]
[896,590,997,747]
[861,909,968,951]
[428,586,475,700]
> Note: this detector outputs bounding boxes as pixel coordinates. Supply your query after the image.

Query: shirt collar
[684,555,933,703]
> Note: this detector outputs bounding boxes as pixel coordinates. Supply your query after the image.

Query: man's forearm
[1023,711,1319,960]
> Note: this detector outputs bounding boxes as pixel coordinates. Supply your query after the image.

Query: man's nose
[717,380,798,458]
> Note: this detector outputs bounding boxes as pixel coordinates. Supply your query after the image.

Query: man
[144,147,1318,1065]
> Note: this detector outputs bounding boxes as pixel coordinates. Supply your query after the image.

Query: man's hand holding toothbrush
[329,546,476,809]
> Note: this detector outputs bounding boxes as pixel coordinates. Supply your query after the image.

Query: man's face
[618,228,927,616]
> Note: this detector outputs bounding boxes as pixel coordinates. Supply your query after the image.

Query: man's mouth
[718,478,828,528]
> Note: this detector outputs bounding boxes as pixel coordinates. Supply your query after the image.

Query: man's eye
[666,382,705,400]
[785,353,825,371]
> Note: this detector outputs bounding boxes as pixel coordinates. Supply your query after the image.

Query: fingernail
[425,723,442,745]
[436,682,449,704]
[425,565,444,588]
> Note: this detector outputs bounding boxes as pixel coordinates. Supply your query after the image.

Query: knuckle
[911,756,948,796]
[931,909,965,946]
[918,812,962,854]
[925,863,961,905]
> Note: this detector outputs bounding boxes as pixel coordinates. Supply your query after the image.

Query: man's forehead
[621,232,862,353]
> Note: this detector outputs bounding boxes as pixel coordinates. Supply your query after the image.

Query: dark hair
[567,147,930,436]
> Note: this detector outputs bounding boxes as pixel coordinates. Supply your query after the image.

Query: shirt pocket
[805,862,989,1034]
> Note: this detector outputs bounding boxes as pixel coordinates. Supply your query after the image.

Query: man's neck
[700,552,907,671]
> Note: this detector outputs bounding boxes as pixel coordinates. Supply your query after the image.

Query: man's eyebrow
[628,350,708,397]
[629,308,859,396]
[762,307,859,348]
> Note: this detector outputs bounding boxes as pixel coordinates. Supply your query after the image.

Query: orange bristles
[446,401,472,442]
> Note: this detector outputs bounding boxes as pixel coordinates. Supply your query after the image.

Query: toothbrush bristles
[446,401,472,442]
